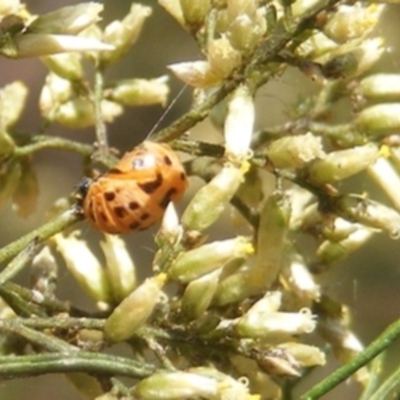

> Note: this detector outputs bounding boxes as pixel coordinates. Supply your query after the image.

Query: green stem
[300,317,400,399]
[0,352,155,379]
[2,282,70,314]
[0,207,81,267]
[14,136,93,158]
[93,69,108,158]
[151,77,239,143]
[369,360,400,400]
[0,240,40,285]
[0,319,78,352]
[17,317,105,331]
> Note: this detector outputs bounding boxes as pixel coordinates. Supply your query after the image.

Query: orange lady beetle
[80,141,187,234]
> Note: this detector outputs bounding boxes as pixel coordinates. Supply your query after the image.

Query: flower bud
[181,269,221,320]
[247,291,282,314]
[12,159,38,218]
[316,228,372,265]
[297,32,337,59]
[335,195,400,238]
[0,0,20,16]
[226,0,265,53]
[292,0,320,16]
[212,261,256,306]
[0,130,15,156]
[1,33,113,58]
[318,312,365,374]
[235,308,316,339]
[41,53,83,81]
[134,371,218,399]
[207,36,242,79]
[252,191,291,289]
[355,104,400,136]
[307,143,380,184]
[0,80,28,128]
[276,342,326,367]
[188,367,253,400]
[266,133,324,169]
[66,373,103,400]
[180,0,210,25]
[349,37,384,78]
[158,0,185,27]
[317,297,369,385]
[168,61,219,87]
[168,236,253,283]
[100,234,137,303]
[0,297,21,355]
[39,73,73,115]
[52,98,122,128]
[324,3,384,43]
[53,231,112,308]
[368,157,400,211]
[227,0,258,17]
[28,3,103,35]
[224,85,254,161]
[31,246,58,297]
[182,162,248,231]
[253,347,301,377]
[320,37,384,79]
[320,52,358,79]
[100,4,152,66]
[281,252,320,303]
[358,74,400,101]
[234,166,263,217]
[0,160,22,213]
[287,187,315,231]
[104,274,166,342]
[157,202,183,245]
[106,76,169,107]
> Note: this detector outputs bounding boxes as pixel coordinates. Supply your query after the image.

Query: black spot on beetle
[138,173,163,194]
[180,172,186,181]
[164,155,172,166]
[114,206,126,218]
[104,191,115,201]
[140,212,150,220]
[129,221,140,230]
[129,201,140,210]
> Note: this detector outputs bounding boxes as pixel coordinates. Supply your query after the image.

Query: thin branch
[14,136,93,158]
[300,316,400,399]
[0,207,81,267]
[16,316,105,331]
[0,240,40,286]
[93,69,109,158]
[0,352,156,380]
[0,319,78,352]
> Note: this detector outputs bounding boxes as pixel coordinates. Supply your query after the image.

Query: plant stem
[0,352,155,379]
[16,316,105,331]
[0,319,78,352]
[0,240,40,286]
[300,317,400,399]
[93,69,108,158]
[14,136,93,158]
[0,207,81,267]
